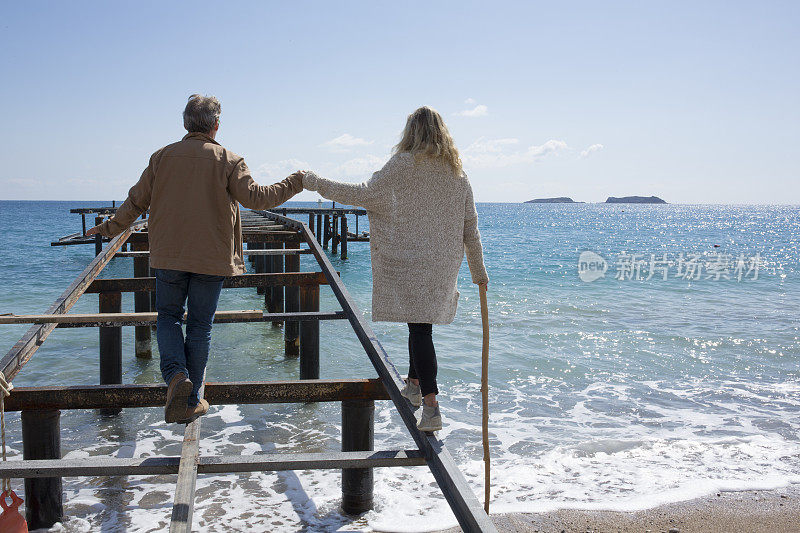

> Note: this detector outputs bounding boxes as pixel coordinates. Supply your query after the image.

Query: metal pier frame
[1,209,495,532]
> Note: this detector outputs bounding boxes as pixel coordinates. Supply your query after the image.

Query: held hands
[476,281,488,291]
[288,170,309,189]
[85,225,101,237]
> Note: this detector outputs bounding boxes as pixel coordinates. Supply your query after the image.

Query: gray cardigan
[302,152,488,324]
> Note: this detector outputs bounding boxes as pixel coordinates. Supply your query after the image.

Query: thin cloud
[255,155,388,183]
[320,133,374,152]
[334,155,387,177]
[528,140,569,158]
[4,178,36,187]
[255,158,310,180]
[455,104,489,118]
[66,178,99,186]
[462,137,568,167]
[580,143,604,158]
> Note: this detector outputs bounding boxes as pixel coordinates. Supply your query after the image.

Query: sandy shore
[437,485,800,532]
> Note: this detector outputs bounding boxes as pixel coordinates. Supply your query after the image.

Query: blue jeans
[154,268,224,406]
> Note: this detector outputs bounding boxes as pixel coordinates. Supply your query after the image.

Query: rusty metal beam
[0,450,426,478]
[1,220,146,380]
[120,231,301,245]
[3,310,345,328]
[4,379,390,411]
[84,272,330,293]
[271,207,366,215]
[113,249,312,258]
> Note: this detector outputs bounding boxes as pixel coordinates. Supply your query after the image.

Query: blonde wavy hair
[394,106,463,176]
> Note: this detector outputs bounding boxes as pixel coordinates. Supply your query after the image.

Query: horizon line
[2,199,799,207]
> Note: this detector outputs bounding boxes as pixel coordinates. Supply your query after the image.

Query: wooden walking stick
[479,283,490,513]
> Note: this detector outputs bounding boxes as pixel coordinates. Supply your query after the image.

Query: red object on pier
[0,490,28,532]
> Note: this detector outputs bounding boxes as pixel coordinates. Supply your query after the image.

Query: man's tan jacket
[99,132,303,275]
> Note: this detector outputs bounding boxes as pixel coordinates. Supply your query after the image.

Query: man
[87,94,303,424]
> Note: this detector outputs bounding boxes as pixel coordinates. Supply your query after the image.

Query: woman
[301,106,489,432]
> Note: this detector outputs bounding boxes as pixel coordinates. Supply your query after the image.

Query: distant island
[523,195,667,204]
[605,196,667,204]
[525,197,582,203]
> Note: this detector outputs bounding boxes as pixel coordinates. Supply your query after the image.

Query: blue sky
[1,1,797,204]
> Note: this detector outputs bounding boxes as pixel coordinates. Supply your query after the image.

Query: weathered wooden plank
[84,272,330,293]
[121,231,300,245]
[199,449,425,473]
[0,450,426,478]
[241,248,312,255]
[112,251,148,257]
[239,233,300,243]
[0,309,263,325]
[262,207,367,215]
[69,207,118,214]
[242,230,296,236]
[49,311,345,328]
[170,388,202,533]
[240,224,284,229]
[262,212,497,533]
[1,220,145,380]
[4,379,391,411]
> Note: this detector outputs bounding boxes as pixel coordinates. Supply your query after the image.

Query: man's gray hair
[183,94,221,133]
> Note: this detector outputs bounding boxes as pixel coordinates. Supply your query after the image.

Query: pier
[53,204,369,260]
[2,208,494,532]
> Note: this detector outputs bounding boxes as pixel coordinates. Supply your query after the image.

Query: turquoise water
[0,200,798,531]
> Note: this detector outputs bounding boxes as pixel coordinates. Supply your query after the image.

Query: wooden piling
[262,242,274,302]
[341,399,375,514]
[284,247,300,357]
[254,243,266,294]
[22,409,63,529]
[270,242,285,326]
[332,215,339,255]
[299,284,320,379]
[340,216,348,260]
[323,214,331,249]
[308,213,315,236]
[316,214,323,244]
[94,216,103,255]
[247,241,256,265]
[149,263,157,331]
[99,291,122,415]
[132,241,151,358]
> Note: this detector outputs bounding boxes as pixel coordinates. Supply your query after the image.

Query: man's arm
[227,159,303,210]
[86,157,156,238]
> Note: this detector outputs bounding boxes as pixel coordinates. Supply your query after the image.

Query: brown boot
[164,372,193,423]
[178,398,209,424]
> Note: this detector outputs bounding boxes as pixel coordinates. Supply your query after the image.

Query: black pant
[407,323,439,397]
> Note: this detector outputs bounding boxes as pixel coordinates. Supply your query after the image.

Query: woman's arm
[463,179,489,284]
[302,153,407,211]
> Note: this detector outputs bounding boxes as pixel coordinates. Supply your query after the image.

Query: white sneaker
[417,403,442,432]
[400,379,422,407]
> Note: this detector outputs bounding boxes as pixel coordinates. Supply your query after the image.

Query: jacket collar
[182,131,220,145]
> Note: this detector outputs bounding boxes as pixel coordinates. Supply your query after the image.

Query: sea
[0,200,798,532]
